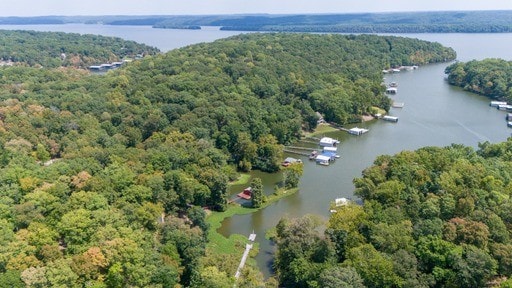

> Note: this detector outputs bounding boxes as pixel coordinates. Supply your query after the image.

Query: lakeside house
[237,187,252,200]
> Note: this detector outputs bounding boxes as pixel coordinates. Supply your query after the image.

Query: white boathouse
[319,137,339,147]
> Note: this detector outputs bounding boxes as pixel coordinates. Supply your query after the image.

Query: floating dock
[382,115,399,122]
[347,127,369,135]
[491,101,507,107]
[319,137,340,147]
[386,87,398,94]
[498,104,512,111]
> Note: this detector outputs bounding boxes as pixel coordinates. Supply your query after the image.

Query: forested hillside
[0,30,160,68]
[0,32,455,287]
[274,141,512,287]
[445,59,512,101]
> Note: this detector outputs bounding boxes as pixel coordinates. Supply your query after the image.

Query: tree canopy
[273,141,512,287]
[0,30,457,287]
[446,58,512,102]
[0,30,160,68]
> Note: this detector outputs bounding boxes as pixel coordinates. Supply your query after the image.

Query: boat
[389,82,398,87]
[508,121,512,128]
[309,150,318,160]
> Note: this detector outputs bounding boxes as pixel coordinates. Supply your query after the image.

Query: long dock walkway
[234,232,257,281]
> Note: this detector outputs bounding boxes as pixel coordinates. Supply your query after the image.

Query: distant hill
[2,11,512,33]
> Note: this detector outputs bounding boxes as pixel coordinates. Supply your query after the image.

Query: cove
[219,44,512,276]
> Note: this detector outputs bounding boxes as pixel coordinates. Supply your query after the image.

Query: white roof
[323,146,337,152]
[335,197,349,206]
[320,137,335,144]
[349,127,368,132]
[316,155,331,161]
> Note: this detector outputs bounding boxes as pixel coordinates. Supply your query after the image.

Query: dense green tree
[318,266,365,288]
[345,244,403,288]
[451,245,497,288]
[250,177,264,208]
[277,139,512,288]
[446,58,512,102]
[282,162,303,189]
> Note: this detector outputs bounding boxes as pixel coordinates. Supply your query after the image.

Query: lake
[3,24,512,277]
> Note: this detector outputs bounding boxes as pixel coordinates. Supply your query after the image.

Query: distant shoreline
[3,11,512,34]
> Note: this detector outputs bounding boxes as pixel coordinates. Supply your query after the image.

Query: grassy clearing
[305,123,338,137]
[206,187,299,255]
[230,173,251,185]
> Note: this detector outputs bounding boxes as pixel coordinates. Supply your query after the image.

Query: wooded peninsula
[446,59,512,102]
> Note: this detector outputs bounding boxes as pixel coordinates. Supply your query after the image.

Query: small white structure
[248,231,256,242]
[490,101,507,107]
[335,197,349,207]
[498,104,512,111]
[386,87,398,94]
[315,155,331,165]
[319,137,339,147]
[382,115,399,122]
[323,146,338,153]
[348,127,369,135]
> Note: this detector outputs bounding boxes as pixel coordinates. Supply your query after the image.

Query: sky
[2,0,512,16]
